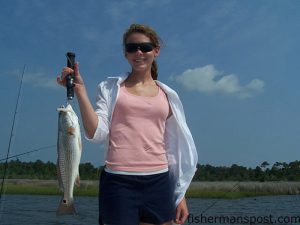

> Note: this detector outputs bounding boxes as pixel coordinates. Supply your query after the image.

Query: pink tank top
[105,83,169,172]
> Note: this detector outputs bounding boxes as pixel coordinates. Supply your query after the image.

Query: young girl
[58,24,198,225]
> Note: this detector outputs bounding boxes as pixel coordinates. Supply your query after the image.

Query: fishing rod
[0,65,26,202]
[66,52,76,103]
[0,145,56,162]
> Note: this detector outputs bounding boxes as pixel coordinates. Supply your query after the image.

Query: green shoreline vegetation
[5,180,98,197]
[2,159,300,198]
[4,180,300,198]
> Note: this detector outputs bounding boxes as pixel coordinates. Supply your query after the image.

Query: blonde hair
[123,24,162,80]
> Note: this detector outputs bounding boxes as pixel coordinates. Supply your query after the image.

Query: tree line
[194,160,300,181]
[1,159,300,181]
[0,159,99,180]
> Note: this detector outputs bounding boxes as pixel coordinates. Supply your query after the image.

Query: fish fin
[56,160,64,192]
[75,174,80,187]
[56,198,76,216]
[67,127,75,135]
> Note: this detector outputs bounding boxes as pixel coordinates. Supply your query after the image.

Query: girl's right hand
[57,62,85,92]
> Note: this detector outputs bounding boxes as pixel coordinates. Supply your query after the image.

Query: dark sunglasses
[125,42,155,53]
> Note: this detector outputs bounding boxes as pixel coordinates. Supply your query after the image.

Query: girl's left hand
[174,197,189,224]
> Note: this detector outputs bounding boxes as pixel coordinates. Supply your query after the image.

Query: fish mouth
[57,107,72,113]
[57,104,73,112]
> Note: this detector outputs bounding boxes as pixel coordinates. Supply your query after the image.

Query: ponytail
[151,60,158,80]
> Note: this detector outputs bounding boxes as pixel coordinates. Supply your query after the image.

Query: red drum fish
[56,104,82,215]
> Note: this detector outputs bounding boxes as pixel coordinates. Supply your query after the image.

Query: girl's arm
[57,63,98,139]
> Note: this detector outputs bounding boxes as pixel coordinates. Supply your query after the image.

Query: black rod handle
[66,52,75,100]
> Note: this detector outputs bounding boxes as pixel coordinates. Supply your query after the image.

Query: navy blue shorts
[98,170,175,225]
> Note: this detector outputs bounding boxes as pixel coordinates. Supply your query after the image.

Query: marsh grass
[187,181,300,198]
[4,180,300,198]
[4,179,99,196]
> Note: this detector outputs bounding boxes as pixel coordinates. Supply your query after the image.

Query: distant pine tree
[1,160,300,181]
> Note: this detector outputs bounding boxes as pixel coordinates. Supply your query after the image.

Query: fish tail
[56,198,76,216]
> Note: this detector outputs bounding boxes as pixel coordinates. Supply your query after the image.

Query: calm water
[1,195,300,225]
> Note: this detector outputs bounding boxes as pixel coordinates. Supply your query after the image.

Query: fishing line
[199,181,241,215]
[0,65,26,202]
[0,145,56,162]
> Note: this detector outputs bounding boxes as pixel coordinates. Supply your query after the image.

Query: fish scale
[56,104,82,216]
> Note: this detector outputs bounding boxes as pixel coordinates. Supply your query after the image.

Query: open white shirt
[86,74,198,207]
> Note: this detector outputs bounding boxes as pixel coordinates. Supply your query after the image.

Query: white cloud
[23,72,59,89]
[3,68,59,89]
[174,65,264,99]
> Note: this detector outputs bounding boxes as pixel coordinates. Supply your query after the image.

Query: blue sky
[1,0,300,168]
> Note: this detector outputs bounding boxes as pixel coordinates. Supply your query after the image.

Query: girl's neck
[126,70,154,85]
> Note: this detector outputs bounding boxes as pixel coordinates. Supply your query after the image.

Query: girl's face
[125,33,160,73]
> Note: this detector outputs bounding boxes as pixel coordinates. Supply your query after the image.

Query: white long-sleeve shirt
[86,74,198,207]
